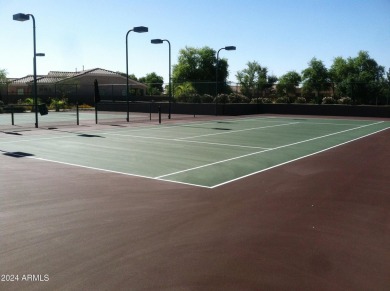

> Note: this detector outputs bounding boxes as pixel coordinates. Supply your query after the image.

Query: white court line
[10,125,388,189]
[103,133,270,149]
[0,134,79,144]
[23,156,211,189]
[3,122,387,189]
[101,122,299,141]
[0,119,332,147]
[0,116,283,143]
[156,121,384,179]
[210,126,390,188]
[301,121,370,126]
[0,116,372,144]
[172,139,270,149]
[97,121,299,149]
[177,122,299,140]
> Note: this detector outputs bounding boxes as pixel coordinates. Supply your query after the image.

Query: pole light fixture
[13,12,42,128]
[215,46,236,115]
[126,26,148,122]
[151,38,172,119]
[151,39,163,44]
[224,46,236,51]
[133,26,148,33]
[13,13,30,21]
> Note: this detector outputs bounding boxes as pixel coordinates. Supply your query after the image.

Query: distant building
[5,68,147,104]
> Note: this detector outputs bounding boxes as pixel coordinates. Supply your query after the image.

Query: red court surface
[0,115,389,290]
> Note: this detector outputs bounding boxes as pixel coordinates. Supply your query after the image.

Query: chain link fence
[1,81,389,106]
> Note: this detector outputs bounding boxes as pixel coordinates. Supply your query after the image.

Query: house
[5,68,147,104]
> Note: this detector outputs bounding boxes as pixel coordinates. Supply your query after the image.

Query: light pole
[151,38,171,119]
[126,26,148,122]
[13,13,45,128]
[215,46,236,115]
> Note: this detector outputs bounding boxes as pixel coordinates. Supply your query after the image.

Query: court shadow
[3,151,35,158]
[3,132,23,135]
[45,128,104,138]
[78,134,105,138]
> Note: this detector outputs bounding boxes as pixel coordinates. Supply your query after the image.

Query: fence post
[150,100,153,121]
[76,102,79,125]
[11,105,14,125]
[95,103,98,124]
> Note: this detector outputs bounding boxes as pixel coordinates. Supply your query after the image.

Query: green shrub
[16,97,44,112]
[175,94,188,102]
[261,98,273,104]
[48,97,70,112]
[188,93,201,103]
[201,94,214,103]
[214,94,229,104]
[23,97,34,105]
[295,97,307,103]
[275,96,290,103]
[338,97,352,105]
[78,103,93,109]
[228,93,250,103]
[322,96,337,104]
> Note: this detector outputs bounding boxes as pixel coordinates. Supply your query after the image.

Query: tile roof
[8,68,146,88]
[47,71,79,78]
[37,76,65,83]
[11,75,40,84]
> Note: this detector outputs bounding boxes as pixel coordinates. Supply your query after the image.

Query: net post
[11,106,14,125]
[76,102,79,125]
[158,105,161,124]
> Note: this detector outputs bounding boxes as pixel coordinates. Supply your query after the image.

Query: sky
[1,0,389,84]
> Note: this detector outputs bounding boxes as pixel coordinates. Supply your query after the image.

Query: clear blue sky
[1,0,389,84]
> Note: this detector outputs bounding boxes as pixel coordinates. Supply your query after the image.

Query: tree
[276,71,301,97]
[172,46,230,95]
[329,56,351,97]
[301,58,330,102]
[138,72,164,95]
[0,69,6,82]
[350,51,384,104]
[383,68,390,105]
[0,69,6,101]
[174,82,196,102]
[329,51,385,104]
[236,61,277,100]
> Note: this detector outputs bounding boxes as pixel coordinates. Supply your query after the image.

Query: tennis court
[1,115,389,188]
[1,113,389,290]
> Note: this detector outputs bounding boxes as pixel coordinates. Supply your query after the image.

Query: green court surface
[1,116,389,188]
